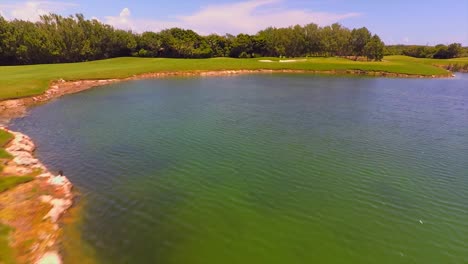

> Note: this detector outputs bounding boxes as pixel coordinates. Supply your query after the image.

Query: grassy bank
[0,55,465,100]
[1,130,34,193]
[0,176,34,193]
[0,131,13,159]
[0,223,15,264]
[387,55,468,66]
[0,130,16,264]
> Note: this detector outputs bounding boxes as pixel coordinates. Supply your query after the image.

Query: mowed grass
[0,55,462,100]
[0,130,18,264]
[0,223,15,264]
[0,130,13,159]
[386,55,468,66]
[0,176,34,193]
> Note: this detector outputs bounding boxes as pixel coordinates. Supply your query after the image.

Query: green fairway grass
[0,223,15,264]
[0,176,34,193]
[0,130,13,159]
[0,55,465,101]
[0,130,13,147]
[385,55,468,66]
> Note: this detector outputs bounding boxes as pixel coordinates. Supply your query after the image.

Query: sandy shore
[0,69,453,125]
[0,127,73,264]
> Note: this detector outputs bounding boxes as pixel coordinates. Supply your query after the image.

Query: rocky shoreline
[0,69,453,124]
[0,127,73,264]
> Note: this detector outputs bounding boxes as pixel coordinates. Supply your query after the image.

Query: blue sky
[0,0,467,45]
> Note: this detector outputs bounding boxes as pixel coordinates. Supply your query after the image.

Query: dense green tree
[303,23,321,56]
[433,44,450,59]
[387,43,464,59]
[230,34,254,58]
[158,28,212,58]
[350,27,372,58]
[364,35,385,61]
[447,43,462,58]
[401,45,434,58]
[0,13,392,65]
[252,35,267,57]
[137,32,163,57]
[205,34,230,57]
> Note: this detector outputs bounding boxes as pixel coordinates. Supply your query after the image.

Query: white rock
[40,195,53,203]
[48,175,73,197]
[13,155,39,166]
[49,176,68,186]
[36,251,62,264]
[38,173,53,178]
[43,198,72,223]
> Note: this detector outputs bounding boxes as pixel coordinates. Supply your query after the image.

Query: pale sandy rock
[43,198,72,223]
[3,165,34,175]
[0,99,24,109]
[48,175,73,197]
[13,155,39,166]
[40,195,53,203]
[36,252,62,264]
[49,176,69,186]
[6,133,36,153]
[31,243,39,253]
[38,172,53,178]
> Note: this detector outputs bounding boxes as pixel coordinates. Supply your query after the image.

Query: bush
[239,52,250,58]
[137,49,149,57]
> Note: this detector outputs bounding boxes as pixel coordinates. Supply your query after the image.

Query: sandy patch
[279,59,307,63]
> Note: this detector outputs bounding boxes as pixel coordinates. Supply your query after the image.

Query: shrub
[239,52,250,58]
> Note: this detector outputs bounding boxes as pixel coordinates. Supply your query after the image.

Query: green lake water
[10,74,468,263]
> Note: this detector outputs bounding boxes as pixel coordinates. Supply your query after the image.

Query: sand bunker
[279,59,307,63]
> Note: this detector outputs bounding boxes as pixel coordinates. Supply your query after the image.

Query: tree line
[385,44,466,59]
[1,13,386,65]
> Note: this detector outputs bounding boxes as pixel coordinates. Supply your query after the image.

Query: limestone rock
[42,197,72,223]
[36,251,62,264]
[48,175,73,198]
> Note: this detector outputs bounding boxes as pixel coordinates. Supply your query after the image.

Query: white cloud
[105,0,361,34]
[0,1,77,22]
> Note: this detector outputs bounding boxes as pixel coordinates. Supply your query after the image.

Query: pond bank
[0,127,73,264]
